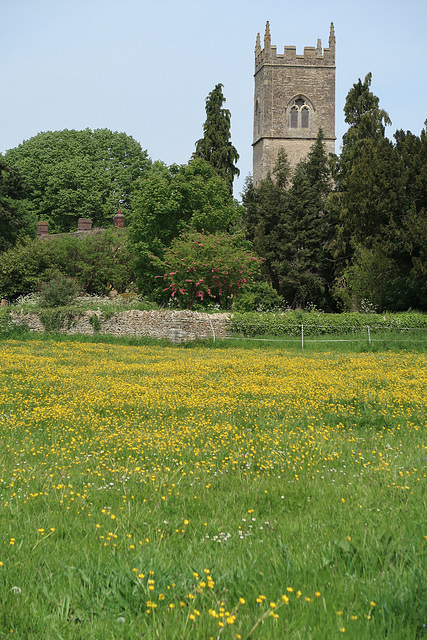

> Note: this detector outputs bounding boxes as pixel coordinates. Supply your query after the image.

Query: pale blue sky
[2,0,426,198]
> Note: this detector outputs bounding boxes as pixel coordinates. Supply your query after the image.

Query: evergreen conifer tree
[329,73,408,311]
[194,84,240,194]
[280,129,333,308]
[242,148,290,292]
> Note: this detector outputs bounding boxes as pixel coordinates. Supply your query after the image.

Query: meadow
[0,338,426,639]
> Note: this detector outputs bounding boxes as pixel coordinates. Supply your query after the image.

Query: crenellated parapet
[255,22,335,72]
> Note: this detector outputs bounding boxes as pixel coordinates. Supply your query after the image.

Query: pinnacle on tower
[316,38,322,56]
[255,32,261,56]
[329,22,336,48]
[264,21,271,49]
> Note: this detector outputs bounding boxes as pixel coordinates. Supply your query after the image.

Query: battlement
[255,22,335,72]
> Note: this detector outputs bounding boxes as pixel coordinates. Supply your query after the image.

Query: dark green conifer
[194,84,240,194]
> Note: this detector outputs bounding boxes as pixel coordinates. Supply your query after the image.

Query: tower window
[288,96,312,129]
[290,106,298,128]
[301,107,309,128]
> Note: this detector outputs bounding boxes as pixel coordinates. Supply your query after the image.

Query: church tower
[253,23,336,186]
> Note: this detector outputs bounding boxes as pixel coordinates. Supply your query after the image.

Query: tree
[278,130,333,308]
[128,158,242,296]
[243,134,334,308]
[193,84,240,194]
[329,74,409,310]
[331,73,396,237]
[242,148,290,292]
[394,122,427,309]
[341,72,391,151]
[394,124,427,216]
[4,129,151,233]
[155,230,262,309]
[0,156,35,252]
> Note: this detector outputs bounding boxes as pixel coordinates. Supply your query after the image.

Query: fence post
[208,316,216,343]
[301,324,304,351]
[367,325,371,345]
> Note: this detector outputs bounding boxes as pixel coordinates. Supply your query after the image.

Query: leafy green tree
[193,84,240,194]
[154,230,262,309]
[4,129,151,233]
[59,230,136,295]
[128,158,242,296]
[393,123,427,309]
[336,241,395,312]
[232,280,282,312]
[0,156,35,252]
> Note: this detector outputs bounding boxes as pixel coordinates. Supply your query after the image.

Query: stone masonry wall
[10,310,231,343]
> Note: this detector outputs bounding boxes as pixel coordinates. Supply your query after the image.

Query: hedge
[229,311,427,338]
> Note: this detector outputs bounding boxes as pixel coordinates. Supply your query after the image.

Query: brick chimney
[114,209,125,229]
[77,218,92,232]
[37,220,49,237]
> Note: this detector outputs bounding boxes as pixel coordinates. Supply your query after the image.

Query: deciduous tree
[155,229,262,309]
[0,156,35,252]
[129,158,242,296]
[4,129,151,233]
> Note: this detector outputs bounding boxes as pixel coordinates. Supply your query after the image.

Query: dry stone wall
[10,310,231,343]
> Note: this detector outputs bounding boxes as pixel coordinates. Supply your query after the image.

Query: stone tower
[253,22,336,186]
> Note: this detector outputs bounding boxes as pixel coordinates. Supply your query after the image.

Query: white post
[367,325,371,345]
[301,324,304,351]
[208,317,216,343]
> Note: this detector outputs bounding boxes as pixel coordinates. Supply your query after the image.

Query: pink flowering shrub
[155,230,263,309]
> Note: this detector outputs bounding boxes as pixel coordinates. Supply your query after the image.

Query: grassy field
[0,338,426,639]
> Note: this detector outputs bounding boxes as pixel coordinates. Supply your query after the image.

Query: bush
[40,275,80,308]
[0,230,136,300]
[154,230,263,310]
[61,230,137,295]
[229,310,427,337]
[0,237,63,300]
[232,281,282,312]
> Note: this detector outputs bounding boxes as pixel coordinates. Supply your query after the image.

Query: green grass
[3,323,427,354]
[0,339,426,639]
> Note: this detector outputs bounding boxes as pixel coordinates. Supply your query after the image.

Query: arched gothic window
[301,106,309,128]
[288,96,312,129]
[290,106,298,128]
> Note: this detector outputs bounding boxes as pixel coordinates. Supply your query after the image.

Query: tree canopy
[128,157,243,297]
[4,129,151,233]
[193,84,240,194]
[0,156,35,253]
[243,130,333,308]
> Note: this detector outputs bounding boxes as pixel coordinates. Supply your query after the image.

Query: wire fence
[225,324,427,350]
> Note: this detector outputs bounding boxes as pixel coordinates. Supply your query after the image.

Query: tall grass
[0,340,426,638]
